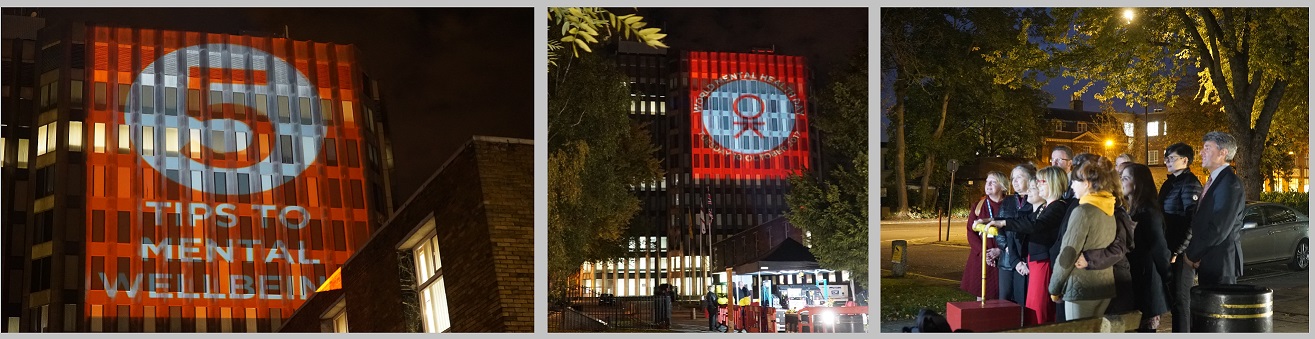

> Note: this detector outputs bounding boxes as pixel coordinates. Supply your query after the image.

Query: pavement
[880,218,1310,333]
[665,307,725,333]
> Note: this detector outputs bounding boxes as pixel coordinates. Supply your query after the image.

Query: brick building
[279,136,533,333]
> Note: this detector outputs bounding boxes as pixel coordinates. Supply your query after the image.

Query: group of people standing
[960,131,1249,332]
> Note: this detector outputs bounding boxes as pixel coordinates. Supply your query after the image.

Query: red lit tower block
[946,300,1022,332]
[86,26,375,329]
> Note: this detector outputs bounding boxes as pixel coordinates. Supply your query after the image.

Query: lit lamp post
[1105,139,1114,157]
[1121,8,1151,164]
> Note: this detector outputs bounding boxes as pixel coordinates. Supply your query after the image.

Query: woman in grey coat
[1050,156,1118,321]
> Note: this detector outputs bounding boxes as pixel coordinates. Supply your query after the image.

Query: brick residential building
[279,136,533,333]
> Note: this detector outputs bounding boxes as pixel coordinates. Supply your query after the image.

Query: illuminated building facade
[1,21,394,332]
[574,42,850,298]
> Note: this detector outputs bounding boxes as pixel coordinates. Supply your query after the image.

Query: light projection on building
[86,27,370,326]
[688,51,810,179]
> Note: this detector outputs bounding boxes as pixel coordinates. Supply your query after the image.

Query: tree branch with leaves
[548,7,668,69]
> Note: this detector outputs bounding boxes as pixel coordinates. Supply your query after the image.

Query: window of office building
[94,82,107,110]
[414,230,450,333]
[320,99,334,123]
[93,123,106,153]
[35,166,56,198]
[277,96,291,123]
[16,138,29,168]
[71,80,84,104]
[117,84,130,111]
[342,101,354,124]
[164,127,179,156]
[35,124,48,156]
[69,121,83,152]
[117,125,130,153]
[189,129,202,157]
[165,87,178,115]
[299,97,312,124]
[36,122,57,156]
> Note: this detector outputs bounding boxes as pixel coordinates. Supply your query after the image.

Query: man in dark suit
[1183,131,1247,285]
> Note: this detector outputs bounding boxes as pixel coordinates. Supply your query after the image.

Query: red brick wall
[279,138,533,332]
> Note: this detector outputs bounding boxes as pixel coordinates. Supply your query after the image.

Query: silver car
[1239,202,1310,271]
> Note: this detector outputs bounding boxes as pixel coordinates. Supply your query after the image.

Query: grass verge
[880,275,973,321]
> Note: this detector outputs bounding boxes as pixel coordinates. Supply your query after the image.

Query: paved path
[667,308,719,333]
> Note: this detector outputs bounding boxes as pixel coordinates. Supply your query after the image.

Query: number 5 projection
[85,27,374,327]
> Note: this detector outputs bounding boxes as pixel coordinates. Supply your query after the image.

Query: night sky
[33,7,534,203]
[632,7,869,88]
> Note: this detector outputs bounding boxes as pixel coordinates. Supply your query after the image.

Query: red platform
[946,300,1022,332]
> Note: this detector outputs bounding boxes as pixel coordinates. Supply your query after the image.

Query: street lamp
[1123,8,1136,24]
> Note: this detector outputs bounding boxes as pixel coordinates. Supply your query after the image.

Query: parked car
[1239,202,1309,271]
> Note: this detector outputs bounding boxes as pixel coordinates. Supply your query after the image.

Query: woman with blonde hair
[1050,157,1118,320]
[979,166,1069,325]
[995,163,1036,308]
[961,171,1007,300]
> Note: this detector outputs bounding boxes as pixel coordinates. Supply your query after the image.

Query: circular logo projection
[127,43,325,194]
[698,79,801,157]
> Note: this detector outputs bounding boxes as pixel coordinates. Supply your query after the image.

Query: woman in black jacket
[995,163,1036,308]
[977,166,1068,325]
[1120,163,1171,331]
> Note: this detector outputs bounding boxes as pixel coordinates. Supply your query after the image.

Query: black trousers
[999,267,1027,306]
[706,308,719,330]
[1168,259,1193,332]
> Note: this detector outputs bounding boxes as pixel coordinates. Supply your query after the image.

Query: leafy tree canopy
[788,48,868,288]
[547,53,662,293]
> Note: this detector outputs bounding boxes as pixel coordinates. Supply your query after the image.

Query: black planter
[1190,284,1273,333]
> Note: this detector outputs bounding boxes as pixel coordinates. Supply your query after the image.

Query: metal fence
[548,287,676,332]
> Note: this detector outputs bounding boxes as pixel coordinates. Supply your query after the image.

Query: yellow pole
[981,228,987,307]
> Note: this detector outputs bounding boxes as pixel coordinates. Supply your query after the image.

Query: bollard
[891,240,908,277]
[1190,284,1273,333]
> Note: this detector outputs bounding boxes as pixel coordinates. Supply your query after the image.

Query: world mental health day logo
[693,72,804,161]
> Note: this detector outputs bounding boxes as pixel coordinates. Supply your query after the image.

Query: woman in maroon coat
[961,171,1006,300]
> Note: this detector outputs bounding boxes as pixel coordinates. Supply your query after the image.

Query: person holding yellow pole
[974,220,1001,306]
[960,172,1006,300]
